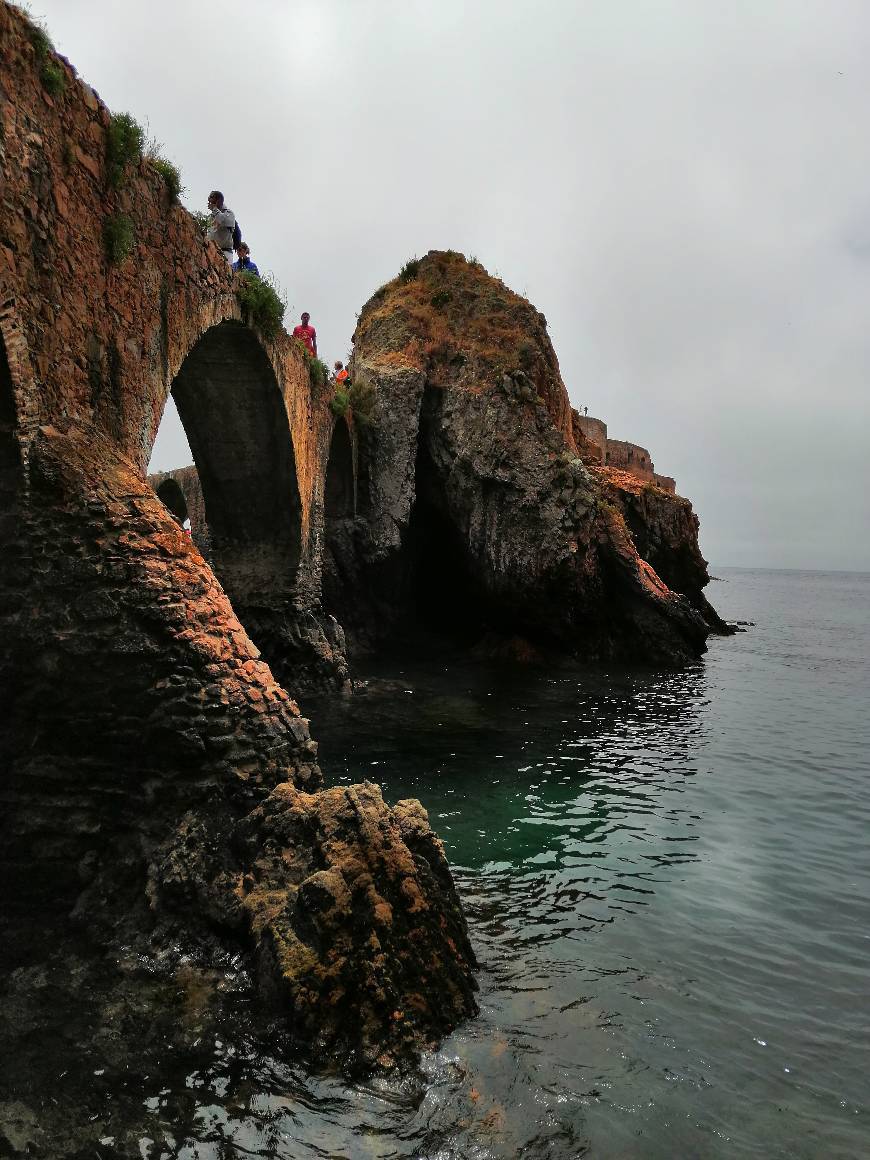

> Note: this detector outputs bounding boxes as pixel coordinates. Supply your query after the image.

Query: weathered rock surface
[0,2,476,1073]
[591,466,732,633]
[339,251,715,664]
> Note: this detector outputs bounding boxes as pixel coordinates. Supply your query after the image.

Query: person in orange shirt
[333,360,349,386]
[292,312,317,357]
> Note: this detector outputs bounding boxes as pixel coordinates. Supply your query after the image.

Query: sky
[29,0,870,571]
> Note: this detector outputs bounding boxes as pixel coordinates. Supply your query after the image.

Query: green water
[1,568,867,1157]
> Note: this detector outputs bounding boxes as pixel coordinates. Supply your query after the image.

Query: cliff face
[4,422,478,1073]
[0,2,476,1074]
[591,466,730,632]
[339,251,714,664]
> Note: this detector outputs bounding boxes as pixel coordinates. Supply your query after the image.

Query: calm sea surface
[4,568,869,1157]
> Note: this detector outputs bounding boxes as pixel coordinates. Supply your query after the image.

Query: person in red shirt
[292,312,317,357]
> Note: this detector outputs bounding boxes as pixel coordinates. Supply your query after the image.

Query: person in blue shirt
[232,242,260,277]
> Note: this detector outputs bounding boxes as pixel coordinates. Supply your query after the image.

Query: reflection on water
[1,569,869,1158]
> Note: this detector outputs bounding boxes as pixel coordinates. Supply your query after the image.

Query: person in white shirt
[206,190,235,264]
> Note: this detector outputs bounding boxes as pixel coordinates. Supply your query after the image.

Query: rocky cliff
[591,465,730,632]
[330,251,717,665]
[0,1,475,1075]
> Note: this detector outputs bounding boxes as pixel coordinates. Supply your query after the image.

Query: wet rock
[146,780,478,1072]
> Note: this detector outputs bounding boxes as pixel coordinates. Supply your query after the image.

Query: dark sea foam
[3,569,868,1157]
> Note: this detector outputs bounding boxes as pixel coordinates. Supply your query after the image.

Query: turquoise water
[307,568,870,1158]
[2,568,868,1157]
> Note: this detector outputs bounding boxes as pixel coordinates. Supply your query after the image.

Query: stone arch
[324,418,355,521]
[168,320,302,603]
[155,477,188,526]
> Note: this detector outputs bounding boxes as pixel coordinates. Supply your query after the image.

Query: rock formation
[590,465,730,632]
[326,251,717,664]
[0,0,727,1080]
[0,1,476,1073]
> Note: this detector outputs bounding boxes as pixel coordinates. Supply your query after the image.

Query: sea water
[2,568,867,1158]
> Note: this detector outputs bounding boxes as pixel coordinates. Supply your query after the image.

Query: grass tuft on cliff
[399,257,421,283]
[106,113,144,189]
[103,213,134,265]
[330,390,350,418]
[39,58,65,96]
[348,380,376,425]
[22,11,66,95]
[235,272,286,340]
[309,357,329,389]
[147,155,183,201]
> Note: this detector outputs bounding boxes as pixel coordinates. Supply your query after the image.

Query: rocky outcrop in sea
[325,250,721,665]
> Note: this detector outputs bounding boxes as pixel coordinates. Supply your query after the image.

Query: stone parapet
[575,414,607,458]
[605,437,655,481]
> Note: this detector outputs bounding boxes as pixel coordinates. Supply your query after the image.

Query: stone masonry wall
[605,437,655,481]
[575,414,607,459]
[572,411,677,494]
[150,463,209,549]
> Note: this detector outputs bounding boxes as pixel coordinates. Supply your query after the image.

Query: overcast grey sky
[31,0,870,570]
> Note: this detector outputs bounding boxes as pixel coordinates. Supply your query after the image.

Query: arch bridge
[0,2,360,905]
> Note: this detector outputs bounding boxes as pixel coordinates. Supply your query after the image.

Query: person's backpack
[231,220,242,251]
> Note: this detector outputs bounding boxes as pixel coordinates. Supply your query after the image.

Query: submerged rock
[336,250,715,664]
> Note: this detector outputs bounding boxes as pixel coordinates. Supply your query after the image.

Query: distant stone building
[573,412,677,493]
[604,438,654,481]
[574,415,607,462]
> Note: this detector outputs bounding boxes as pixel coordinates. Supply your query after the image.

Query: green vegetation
[430,289,452,309]
[308,357,329,389]
[235,272,286,340]
[330,390,350,418]
[399,257,421,283]
[348,380,376,425]
[106,113,144,189]
[103,213,134,265]
[40,58,65,96]
[192,210,210,235]
[26,18,52,59]
[148,156,183,201]
[144,134,184,201]
[24,13,66,95]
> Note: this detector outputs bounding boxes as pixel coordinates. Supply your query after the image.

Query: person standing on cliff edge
[292,312,318,358]
[206,191,236,265]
